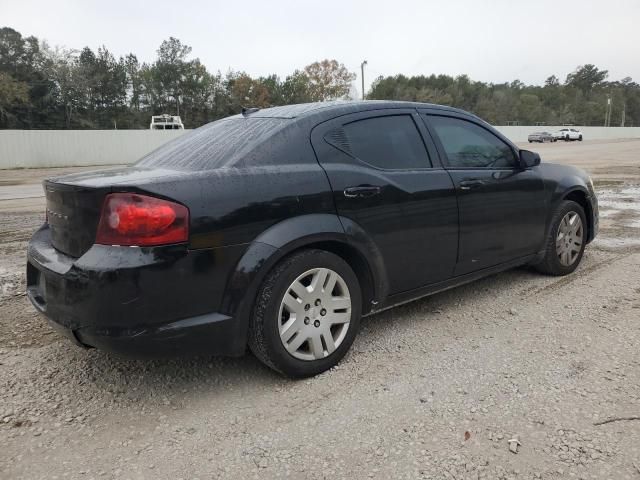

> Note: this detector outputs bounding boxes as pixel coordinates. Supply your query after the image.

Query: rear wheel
[248,249,362,378]
[534,200,587,275]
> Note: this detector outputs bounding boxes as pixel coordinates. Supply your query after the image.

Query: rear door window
[328,115,431,169]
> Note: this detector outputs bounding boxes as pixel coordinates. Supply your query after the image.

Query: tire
[248,249,362,378]
[529,140,532,143]
[534,200,587,276]
[578,135,583,141]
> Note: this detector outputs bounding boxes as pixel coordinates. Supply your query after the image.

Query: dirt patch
[0,296,59,348]
[0,211,43,301]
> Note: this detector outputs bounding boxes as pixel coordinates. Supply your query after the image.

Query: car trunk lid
[44,180,110,258]
[43,167,194,258]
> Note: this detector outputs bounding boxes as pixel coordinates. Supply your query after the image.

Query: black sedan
[27,101,599,378]
[528,131,556,143]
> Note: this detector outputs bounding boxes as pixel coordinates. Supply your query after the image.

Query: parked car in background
[27,101,599,378]
[555,128,583,141]
[528,131,556,143]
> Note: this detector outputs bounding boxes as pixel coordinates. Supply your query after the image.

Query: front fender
[550,179,590,207]
[539,163,591,211]
[543,172,594,240]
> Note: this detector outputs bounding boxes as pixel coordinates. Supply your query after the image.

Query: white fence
[0,130,188,170]
[1,126,640,170]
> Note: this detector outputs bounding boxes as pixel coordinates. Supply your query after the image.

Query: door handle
[459,179,485,190]
[343,186,381,198]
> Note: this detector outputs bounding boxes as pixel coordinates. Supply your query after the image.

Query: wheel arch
[562,188,594,242]
[220,214,388,352]
[292,239,377,315]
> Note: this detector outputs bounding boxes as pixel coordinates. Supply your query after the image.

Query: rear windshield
[136,117,288,170]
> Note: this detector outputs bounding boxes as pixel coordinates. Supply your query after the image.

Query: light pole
[361,60,368,100]
[604,95,611,127]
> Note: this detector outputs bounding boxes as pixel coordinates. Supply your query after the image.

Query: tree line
[0,27,355,129]
[369,66,639,127]
[1,26,638,129]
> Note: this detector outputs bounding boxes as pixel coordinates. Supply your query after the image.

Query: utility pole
[604,96,611,127]
[361,60,368,100]
[621,101,626,127]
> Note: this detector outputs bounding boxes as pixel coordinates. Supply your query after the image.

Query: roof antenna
[241,107,260,117]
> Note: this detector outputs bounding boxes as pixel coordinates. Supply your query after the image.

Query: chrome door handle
[343,186,381,198]
[459,180,485,190]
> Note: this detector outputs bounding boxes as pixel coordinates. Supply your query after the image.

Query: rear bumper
[34,306,239,358]
[27,225,249,357]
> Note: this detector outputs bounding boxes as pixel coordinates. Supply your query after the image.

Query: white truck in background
[150,114,184,130]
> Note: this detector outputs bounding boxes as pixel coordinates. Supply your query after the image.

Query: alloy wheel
[556,211,583,266]
[278,268,351,361]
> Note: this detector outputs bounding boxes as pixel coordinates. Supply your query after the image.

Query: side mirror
[519,149,541,169]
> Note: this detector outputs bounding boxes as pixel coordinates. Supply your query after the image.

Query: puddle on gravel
[594,184,640,251]
[0,265,24,301]
[599,209,620,218]
[593,237,640,248]
[596,185,640,218]
[597,199,640,211]
[626,219,640,229]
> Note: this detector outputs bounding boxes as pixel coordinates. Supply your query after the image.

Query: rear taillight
[96,193,189,246]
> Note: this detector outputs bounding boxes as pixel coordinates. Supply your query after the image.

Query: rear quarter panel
[113,130,336,250]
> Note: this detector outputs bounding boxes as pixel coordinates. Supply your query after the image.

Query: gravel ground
[1,140,640,479]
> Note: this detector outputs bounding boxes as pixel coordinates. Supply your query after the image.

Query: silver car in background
[528,131,556,143]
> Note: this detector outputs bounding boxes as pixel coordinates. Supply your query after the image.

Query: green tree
[0,71,29,126]
[153,37,192,116]
[565,64,608,94]
[303,59,356,101]
[0,27,55,127]
[281,70,311,104]
[41,46,82,128]
[123,54,142,111]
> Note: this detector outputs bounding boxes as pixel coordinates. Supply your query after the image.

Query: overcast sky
[3,0,639,95]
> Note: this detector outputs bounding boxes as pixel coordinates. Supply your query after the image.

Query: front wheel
[578,135,583,141]
[534,200,587,276]
[248,249,362,378]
